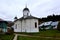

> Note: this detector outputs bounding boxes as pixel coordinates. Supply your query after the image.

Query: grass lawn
[17,36,60,40]
[17,30,60,40]
[0,34,14,40]
[18,30,60,37]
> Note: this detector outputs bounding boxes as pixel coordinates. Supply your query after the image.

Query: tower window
[35,22,37,28]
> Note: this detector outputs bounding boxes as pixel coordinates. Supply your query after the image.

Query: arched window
[15,24,17,29]
[35,22,37,28]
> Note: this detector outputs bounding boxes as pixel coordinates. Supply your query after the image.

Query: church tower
[23,6,30,18]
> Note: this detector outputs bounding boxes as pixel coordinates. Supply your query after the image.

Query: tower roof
[23,6,29,11]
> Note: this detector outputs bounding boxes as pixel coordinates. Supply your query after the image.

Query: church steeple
[25,4,27,8]
[23,6,30,18]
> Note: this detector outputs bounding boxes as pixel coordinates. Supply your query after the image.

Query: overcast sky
[0,0,60,21]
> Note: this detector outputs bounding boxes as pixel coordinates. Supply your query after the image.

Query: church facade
[13,6,39,32]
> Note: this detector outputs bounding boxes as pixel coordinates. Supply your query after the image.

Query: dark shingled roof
[14,15,40,22]
[0,18,8,24]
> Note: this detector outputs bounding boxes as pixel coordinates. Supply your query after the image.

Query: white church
[13,6,39,32]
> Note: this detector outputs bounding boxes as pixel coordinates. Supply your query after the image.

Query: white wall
[13,20,21,32]
[13,19,39,32]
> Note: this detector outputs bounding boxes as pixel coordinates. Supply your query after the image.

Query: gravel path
[13,34,18,40]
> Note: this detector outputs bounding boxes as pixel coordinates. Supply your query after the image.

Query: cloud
[0,0,60,21]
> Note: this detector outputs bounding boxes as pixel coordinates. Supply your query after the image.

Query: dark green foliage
[41,15,60,21]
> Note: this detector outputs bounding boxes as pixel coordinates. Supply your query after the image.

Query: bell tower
[23,6,30,18]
